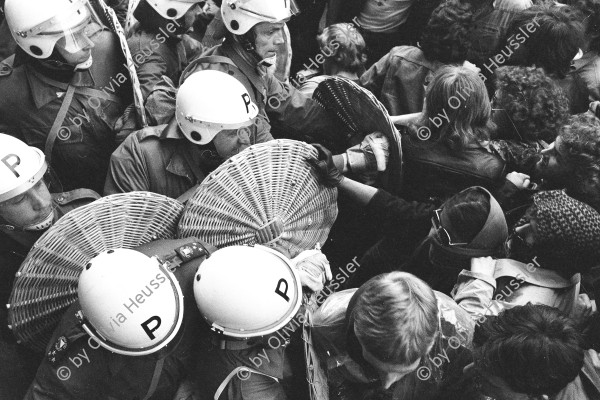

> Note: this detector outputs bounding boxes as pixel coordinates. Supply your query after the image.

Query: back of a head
[473,304,584,397]
[508,5,584,78]
[442,187,491,245]
[317,23,367,74]
[494,66,570,142]
[352,272,439,366]
[424,65,494,151]
[419,0,473,64]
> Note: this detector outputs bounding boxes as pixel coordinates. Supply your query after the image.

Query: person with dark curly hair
[297,23,368,96]
[492,66,570,143]
[534,112,600,211]
[569,0,600,101]
[488,66,571,180]
[500,5,589,113]
[360,0,477,116]
[439,304,592,400]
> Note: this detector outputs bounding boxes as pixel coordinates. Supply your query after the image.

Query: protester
[297,23,367,97]
[360,0,475,115]
[570,0,600,101]
[441,304,589,400]
[400,65,506,202]
[504,5,589,113]
[533,113,600,211]
[312,271,474,400]
[453,190,600,319]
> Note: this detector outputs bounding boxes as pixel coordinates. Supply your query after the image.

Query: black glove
[307,144,344,188]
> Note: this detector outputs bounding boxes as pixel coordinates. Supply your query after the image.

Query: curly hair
[421,65,496,151]
[507,5,584,78]
[317,23,367,74]
[494,66,570,142]
[559,113,600,210]
[473,304,584,397]
[419,0,473,64]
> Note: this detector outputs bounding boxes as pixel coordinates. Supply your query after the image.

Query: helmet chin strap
[23,210,55,231]
[74,54,93,71]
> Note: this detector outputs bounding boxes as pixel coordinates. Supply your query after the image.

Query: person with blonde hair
[312,271,474,400]
[298,23,367,96]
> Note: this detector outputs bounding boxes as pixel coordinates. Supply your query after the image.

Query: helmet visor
[236,0,299,21]
[19,0,103,54]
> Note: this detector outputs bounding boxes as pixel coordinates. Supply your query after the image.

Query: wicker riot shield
[7,192,184,352]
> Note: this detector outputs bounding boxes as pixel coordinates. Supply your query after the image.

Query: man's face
[356,334,425,390]
[212,126,253,159]
[533,136,571,184]
[0,180,53,228]
[54,20,101,66]
[252,22,285,60]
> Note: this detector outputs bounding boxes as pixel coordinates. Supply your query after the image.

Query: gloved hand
[345,131,389,174]
[292,249,332,292]
[308,144,345,187]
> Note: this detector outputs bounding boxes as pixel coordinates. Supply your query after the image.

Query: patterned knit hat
[532,190,600,273]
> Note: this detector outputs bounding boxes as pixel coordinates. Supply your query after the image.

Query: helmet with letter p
[4,0,102,62]
[193,245,302,338]
[145,0,202,20]
[176,69,259,145]
[221,0,298,35]
[77,248,184,356]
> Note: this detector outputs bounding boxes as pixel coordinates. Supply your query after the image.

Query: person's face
[182,3,203,30]
[0,180,53,228]
[54,20,100,66]
[356,334,426,390]
[212,126,253,159]
[252,22,286,60]
[533,137,571,183]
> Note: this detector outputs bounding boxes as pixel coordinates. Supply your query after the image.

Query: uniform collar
[25,64,97,110]
[221,39,267,100]
[159,117,186,140]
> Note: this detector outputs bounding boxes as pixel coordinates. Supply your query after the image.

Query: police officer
[182,0,390,178]
[128,0,206,125]
[104,69,262,199]
[0,134,99,399]
[193,244,331,400]
[175,0,334,143]
[25,238,216,400]
[0,0,132,193]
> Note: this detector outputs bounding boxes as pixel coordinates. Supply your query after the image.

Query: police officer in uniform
[0,134,99,399]
[0,0,132,193]
[193,245,331,400]
[25,238,216,400]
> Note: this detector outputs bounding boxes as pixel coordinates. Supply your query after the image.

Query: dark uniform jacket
[0,189,99,400]
[25,238,216,400]
[104,118,238,199]
[0,30,129,193]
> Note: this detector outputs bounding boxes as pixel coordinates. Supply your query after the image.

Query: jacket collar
[25,64,96,109]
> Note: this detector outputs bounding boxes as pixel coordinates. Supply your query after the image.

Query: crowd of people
[1,0,600,399]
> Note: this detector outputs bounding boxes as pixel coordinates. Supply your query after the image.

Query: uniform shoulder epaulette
[137,124,168,141]
[53,189,101,205]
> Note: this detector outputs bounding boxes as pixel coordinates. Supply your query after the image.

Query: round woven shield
[177,139,338,257]
[7,192,184,352]
[313,76,403,194]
